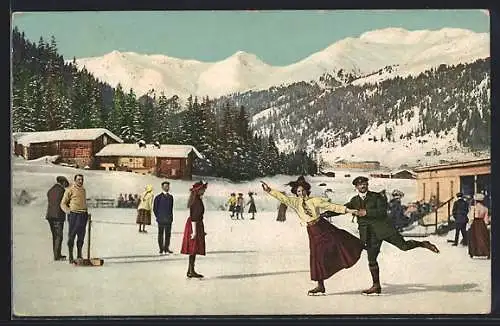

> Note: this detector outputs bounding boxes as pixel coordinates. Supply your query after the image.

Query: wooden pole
[87,214,92,260]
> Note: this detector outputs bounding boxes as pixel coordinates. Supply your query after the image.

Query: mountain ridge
[70,27,489,99]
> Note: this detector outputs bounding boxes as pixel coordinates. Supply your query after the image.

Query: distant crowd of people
[117,193,140,208]
[226,192,257,220]
[384,189,490,259]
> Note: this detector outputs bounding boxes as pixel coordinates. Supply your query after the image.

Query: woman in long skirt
[136,184,154,233]
[468,193,490,259]
[247,192,257,220]
[181,181,208,278]
[262,176,362,295]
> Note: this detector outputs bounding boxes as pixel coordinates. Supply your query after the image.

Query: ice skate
[186,271,204,279]
[307,285,326,296]
[55,255,67,261]
[421,241,440,253]
[362,284,382,296]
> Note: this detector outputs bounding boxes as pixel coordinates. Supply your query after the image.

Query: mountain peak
[359,27,480,45]
[73,27,489,98]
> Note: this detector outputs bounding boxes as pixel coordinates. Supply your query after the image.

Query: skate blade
[362,292,384,296]
[307,292,326,296]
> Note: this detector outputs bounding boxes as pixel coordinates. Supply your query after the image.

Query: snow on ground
[12,156,490,316]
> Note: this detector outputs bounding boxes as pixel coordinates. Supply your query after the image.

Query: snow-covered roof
[95,143,203,159]
[390,169,417,176]
[13,128,123,146]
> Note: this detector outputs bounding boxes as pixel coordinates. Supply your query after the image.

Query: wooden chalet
[95,143,203,180]
[12,128,123,168]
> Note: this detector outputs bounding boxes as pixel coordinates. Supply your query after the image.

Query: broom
[74,213,104,267]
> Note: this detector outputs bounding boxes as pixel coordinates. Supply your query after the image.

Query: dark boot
[308,280,325,295]
[187,255,203,278]
[362,264,381,295]
[54,236,66,260]
[68,245,74,264]
[421,241,440,253]
[77,246,83,259]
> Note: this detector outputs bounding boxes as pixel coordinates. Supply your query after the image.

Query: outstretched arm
[261,181,296,208]
[314,197,356,214]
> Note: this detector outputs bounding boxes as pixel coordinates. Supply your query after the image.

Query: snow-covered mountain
[318,116,490,170]
[71,27,489,99]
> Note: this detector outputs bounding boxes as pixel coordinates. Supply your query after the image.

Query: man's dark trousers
[67,212,88,257]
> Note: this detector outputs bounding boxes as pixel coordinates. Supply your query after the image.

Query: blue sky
[12,10,490,66]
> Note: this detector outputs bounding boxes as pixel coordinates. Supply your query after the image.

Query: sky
[12,10,490,66]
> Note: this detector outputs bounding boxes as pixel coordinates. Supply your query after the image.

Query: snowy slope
[319,107,490,169]
[71,28,489,99]
[11,156,490,315]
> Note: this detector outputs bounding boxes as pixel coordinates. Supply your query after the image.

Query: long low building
[13,128,123,168]
[95,143,203,180]
[413,158,491,225]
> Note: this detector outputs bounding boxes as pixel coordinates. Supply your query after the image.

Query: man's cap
[352,176,369,186]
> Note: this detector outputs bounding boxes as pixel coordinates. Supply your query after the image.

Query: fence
[87,198,116,208]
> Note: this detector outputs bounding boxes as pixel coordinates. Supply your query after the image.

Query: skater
[247,192,257,220]
[46,176,70,261]
[276,192,287,222]
[181,181,208,278]
[153,181,174,254]
[468,193,490,259]
[227,193,237,219]
[60,174,89,264]
[451,192,469,246]
[261,176,362,295]
[345,176,440,295]
[235,193,244,220]
[136,184,154,233]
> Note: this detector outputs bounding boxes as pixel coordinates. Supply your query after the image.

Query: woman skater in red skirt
[262,176,362,295]
[181,181,208,278]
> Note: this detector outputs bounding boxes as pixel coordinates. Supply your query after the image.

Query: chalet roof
[13,128,123,146]
[390,169,417,176]
[95,143,204,159]
[413,158,491,172]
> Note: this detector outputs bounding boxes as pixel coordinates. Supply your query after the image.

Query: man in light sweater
[60,174,88,264]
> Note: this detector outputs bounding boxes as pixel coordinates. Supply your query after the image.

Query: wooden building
[413,158,490,225]
[95,143,203,180]
[331,159,381,170]
[13,128,123,168]
[390,169,417,179]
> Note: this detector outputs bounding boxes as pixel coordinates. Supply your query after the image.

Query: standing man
[346,176,440,295]
[46,176,69,261]
[451,192,469,246]
[60,174,88,264]
[153,181,174,254]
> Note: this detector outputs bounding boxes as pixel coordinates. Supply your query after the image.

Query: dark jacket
[452,198,469,223]
[388,198,409,229]
[190,196,204,222]
[46,183,66,221]
[345,191,399,242]
[153,193,174,224]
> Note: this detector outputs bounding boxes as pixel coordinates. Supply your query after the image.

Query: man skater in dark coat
[153,181,174,254]
[451,192,469,246]
[46,176,69,261]
[346,176,440,295]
